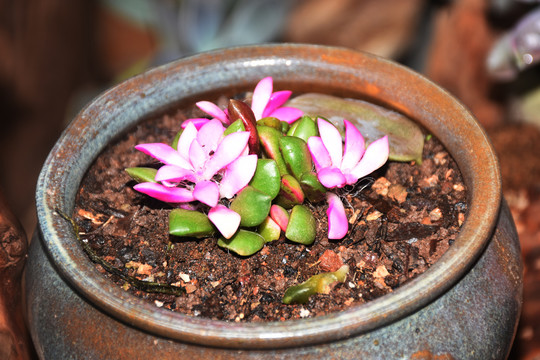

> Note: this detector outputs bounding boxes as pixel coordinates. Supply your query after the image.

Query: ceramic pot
[26,44,522,359]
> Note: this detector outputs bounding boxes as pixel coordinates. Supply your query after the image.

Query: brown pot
[26,44,522,359]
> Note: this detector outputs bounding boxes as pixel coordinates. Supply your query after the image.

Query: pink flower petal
[317,167,347,189]
[349,135,389,181]
[202,131,250,179]
[219,154,258,198]
[196,101,228,123]
[193,180,219,207]
[326,192,348,239]
[181,118,211,129]
[267,107,303,124]
[251,77,273,119]
[133,182,194,203]
[177,121,198,161]
[262,90,291,117]
[318,118,343,168]
[307,136,332,171]
[341,119,365,171]
[155,165,196,183]
[208,205,241,239]
[188,139,208,172]
[196,119,225,153]
[135,143,192,170]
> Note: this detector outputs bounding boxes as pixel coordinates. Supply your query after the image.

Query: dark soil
[72,104,467,323]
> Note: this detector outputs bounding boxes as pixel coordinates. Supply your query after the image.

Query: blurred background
[1,0,540,358]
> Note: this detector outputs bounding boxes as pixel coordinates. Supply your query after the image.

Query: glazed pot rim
[35,43,501,349]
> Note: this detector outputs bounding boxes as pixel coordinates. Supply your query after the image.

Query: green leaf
[283,265,349,304]
[275,175,305,209]
[258,217,281,242]
[287,115,318,142]
[224,119,246,135]
[299,172,326,203]
[257,116,282,130]
[125,167,157,183]
[285,205,316,245]
[287,93,424,163]
[257,125,289,176]
[279,136,313,181]
[249,159,281,199]
[217,229,265,256]
[171,130,182,150]
[230,186,272,227]
[169,209,215,238]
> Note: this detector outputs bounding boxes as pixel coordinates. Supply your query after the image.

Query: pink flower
[183,77,303,129]
[308,118,389,239]
[133,119,257,238]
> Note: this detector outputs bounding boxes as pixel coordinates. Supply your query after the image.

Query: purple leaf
[134,182,194,203]
[208,205,241,239]
[326,192,348,239]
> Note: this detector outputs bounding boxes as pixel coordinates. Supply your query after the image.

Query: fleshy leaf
[230,186,272,227]
[288,93,424,163]
[208,205,240,239]
[285,205,316,245]
[125,167,157,183]
[282,265,349,304]
[257,117,282,130]
[299,172,327,203]
[279,136,313,181]
[258,217,282,242]
[217,229,265,256]
[249,159,281,199]
[275,174,305,209]
[270,204,289,232]
[287,115,318,143]
[169,209,215,238]
[223,119,245,135]
[257,125,289,176]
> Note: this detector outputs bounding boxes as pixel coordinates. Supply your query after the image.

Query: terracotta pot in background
[26,44,522,359]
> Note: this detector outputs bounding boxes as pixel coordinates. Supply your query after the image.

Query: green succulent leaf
[287,115,318,142]
[279,136,313,181]
[299,172,327,203]
[249,159,281,199]
[224,118,246,135]
[257,116,282,130]
[125,167,157,183]
[217,229,265,256]
[287,93,424,163]
[285,205,316,245]
[169,209,215,238]
[257,125,289,176]
[258,217,282,242]
[275,175,305,209]
[230,186,272,227]
[283,265,349,304]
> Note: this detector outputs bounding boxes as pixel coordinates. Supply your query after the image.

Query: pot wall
[26,44,522,359]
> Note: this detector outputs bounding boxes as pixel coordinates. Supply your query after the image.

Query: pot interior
[36,44,501,349]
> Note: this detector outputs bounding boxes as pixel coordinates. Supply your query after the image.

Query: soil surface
[73,104,467,322]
